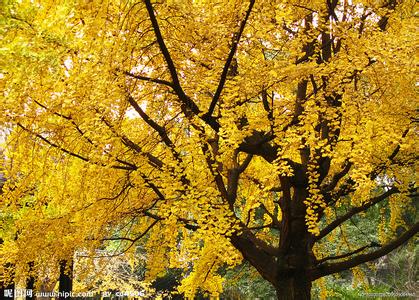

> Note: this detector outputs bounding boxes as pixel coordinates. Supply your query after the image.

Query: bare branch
[95,219,160,258]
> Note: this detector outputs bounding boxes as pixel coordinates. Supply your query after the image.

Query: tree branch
[127,94,192,187]
[18,123,102,166]
[260,203,282,230]
[321,160,353,193]
[230,232,278,284]
[369,128,410,179]
[127,95,175,150]
[32,100,97,146]
[315,187,399,242]
[238,154,253,173]
[124,70,174,88]
[311,222,419,279]
[316,242,381,265]
[99,113,163,169]
[143,0,220,131]
[97,219,160,258]
[206,0,255,116]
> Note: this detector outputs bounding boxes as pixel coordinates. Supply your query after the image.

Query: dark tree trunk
[275,273,312,300]
[26,262,35,300]
[275,184,314,300]
[59,260,73,300]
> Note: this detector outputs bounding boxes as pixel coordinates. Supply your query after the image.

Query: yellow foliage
[0,0,417,297]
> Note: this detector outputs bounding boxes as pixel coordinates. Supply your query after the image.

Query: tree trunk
[59,260,73,300]
[26,262,35,300]
[276,274,311,300]
[276,184,314,300]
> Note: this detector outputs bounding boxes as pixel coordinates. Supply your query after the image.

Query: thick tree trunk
[275,184,314,300]
[276,274,311,300]
[59,260,73,300]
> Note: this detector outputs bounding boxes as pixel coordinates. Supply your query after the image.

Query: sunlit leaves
[0,0,417,297]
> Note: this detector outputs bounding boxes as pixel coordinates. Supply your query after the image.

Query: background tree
[0,0,417,299]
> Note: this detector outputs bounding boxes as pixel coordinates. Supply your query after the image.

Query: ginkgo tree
[0,0,417,299]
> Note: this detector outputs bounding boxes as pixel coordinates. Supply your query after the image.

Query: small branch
[207,0,255,117]
[260,203,282,230]
[292,4,317,13]
[99,113,163,169]
[94,219,160,258]
[388,128,409,161]
[18,124,135,171]
[369,128,410,180]
[101,236,135,242]
[127,95,190,186]
[139,172,165,201]
[261,90,274,134]
[127,95,174,148]
[315,187,399,242]
[316,242,381,265]
[143,210,198,231]
[96,179,132,202]
[200,141,229,204]
[123,219,160,244]
[238,154,253,173]
[247,223,275,230]
[18,123,89,162]
[123,70,174,88]
[203,260,217,283]
[32,100,95,145]
[321,160,353,193]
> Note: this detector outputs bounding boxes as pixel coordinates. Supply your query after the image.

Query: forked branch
[143,0,220,131]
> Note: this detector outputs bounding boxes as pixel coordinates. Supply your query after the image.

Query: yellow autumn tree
[0,0,417,299]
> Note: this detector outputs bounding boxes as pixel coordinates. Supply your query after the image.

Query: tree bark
[276,274,311,300]
[59,260,73,300]
[275,185,314,300]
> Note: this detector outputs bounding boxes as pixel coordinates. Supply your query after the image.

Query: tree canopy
[0,0,417,298]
